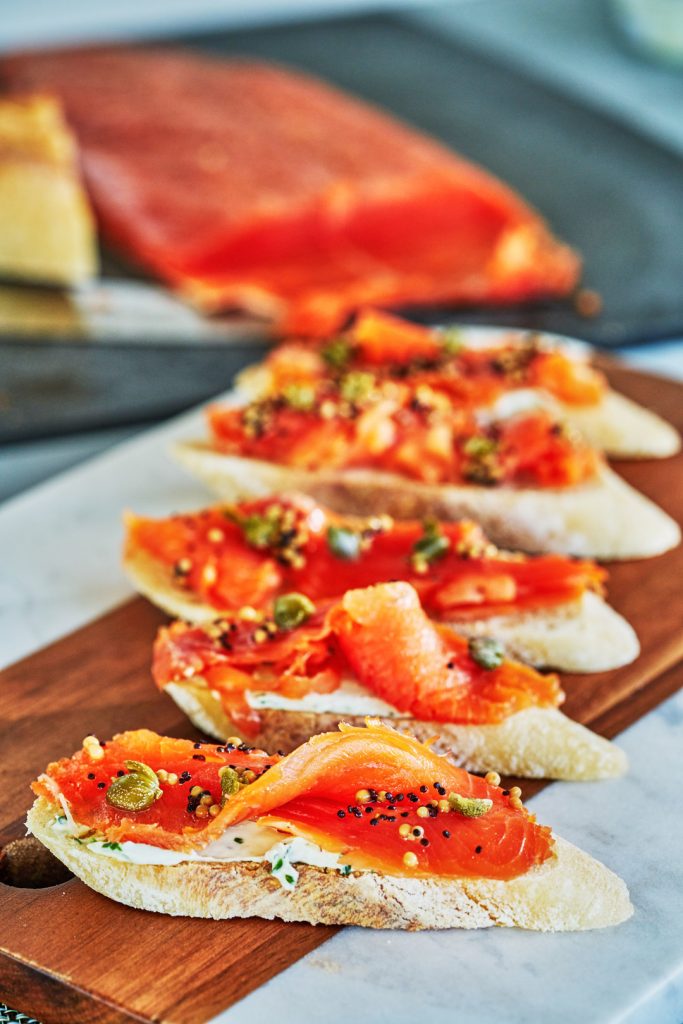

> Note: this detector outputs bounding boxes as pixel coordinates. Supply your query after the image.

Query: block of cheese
[0,94,97,285]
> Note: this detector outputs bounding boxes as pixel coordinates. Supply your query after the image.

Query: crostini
[238,310,680,459]
[174,366,680,560]
[28,722,633,930]
[152,581,626,780]
[124,496,639,672]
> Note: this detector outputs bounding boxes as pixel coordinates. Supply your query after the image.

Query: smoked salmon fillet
[3,48,580,333]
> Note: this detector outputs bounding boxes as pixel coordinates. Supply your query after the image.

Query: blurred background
[3,0,683,501]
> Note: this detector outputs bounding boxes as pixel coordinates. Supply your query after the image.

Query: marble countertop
[1,354,682,1023]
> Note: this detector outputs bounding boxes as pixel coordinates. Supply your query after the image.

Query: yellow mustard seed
[202,564,218,586]
[82,735,104,761]
[238,606,262,623]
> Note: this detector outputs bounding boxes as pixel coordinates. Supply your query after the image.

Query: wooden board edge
[0,953,147,1024]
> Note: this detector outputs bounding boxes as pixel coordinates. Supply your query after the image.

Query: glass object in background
[612,0,683,64]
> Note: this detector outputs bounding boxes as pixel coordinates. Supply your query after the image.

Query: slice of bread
[453,591,639,673]
[122,543,639,672]
[27,796,632,930]
[163,680,626,781]
[557,389,680,459]
[172,442,680,560]
[0,94,97,285]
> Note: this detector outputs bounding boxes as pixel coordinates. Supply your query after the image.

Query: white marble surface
[0,401,213,670]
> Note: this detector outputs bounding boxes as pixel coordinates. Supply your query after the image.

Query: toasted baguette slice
[453,591,639,673]
[0,94,97,285]
[556,389,680,459]
[27,796,632,931]
[164,680,626,781]
[124,544,638,672]
[173,442,680,560]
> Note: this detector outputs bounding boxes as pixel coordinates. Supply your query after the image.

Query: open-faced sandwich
[174,359,680,561]
[28,722,632,930]
[124,496,638,672]
[151,580,626,780]
[239,310,680,459]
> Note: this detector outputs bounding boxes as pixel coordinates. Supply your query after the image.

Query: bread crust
[558,390,680,459]
[172,442,680,560]
[27,797,632,931]
[123,544,639,672]
[164,681,627,781]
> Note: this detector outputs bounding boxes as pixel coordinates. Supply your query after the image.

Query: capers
[462,435,503,486]
[242,514,277,549]
[106,760,161,812]
[273,592,316,631]
[441,327,463,356]
[410,519,450,568]
[448,793,493,818]
[219,766,241,803]
[463,436,498,458]
[468,636,505,671]
[340,371,375,405]
[321,335,352,372]
[123,760,158,783]
[282,383,316,411]
[327,525,361,561]
[322,337,352,371]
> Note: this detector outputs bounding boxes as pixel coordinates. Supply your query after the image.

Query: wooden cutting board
[1,361,682,1024]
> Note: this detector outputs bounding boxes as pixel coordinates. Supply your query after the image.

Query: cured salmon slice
[33,723,554,879]
[152,581,562,732]
[330,582,562,724]
[3,48,580,333]
[124,498,606,619]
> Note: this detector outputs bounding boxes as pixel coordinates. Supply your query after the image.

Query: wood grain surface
[0,361,681,1024]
